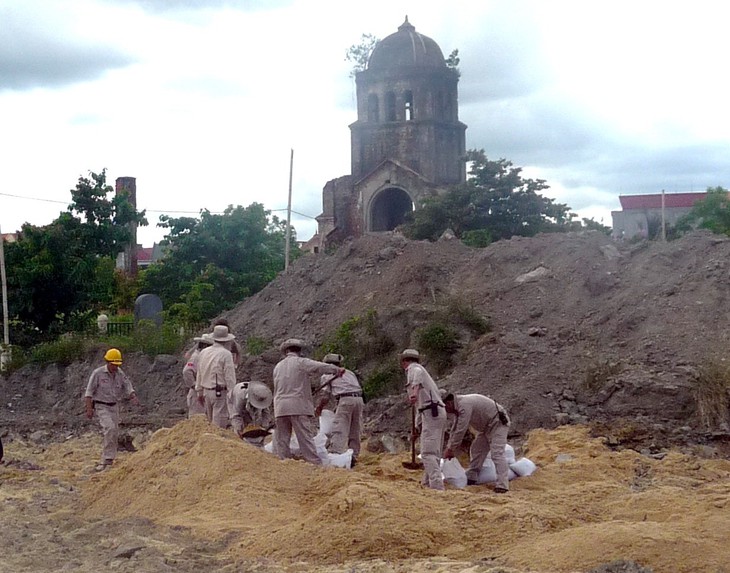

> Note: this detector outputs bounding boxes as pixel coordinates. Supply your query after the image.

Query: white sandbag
[319,409,335,436]
[477,459,519,484]
[510,457,537,477]
[440,457,468,488]
[487,443,516,464]
[326,449,353,468]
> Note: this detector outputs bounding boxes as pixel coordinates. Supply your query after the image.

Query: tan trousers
[329,396,363,458]
[95,403,119,464]
[465,418,510,491]
[274,415,322,465]
[420,408,448,490]
[187,388,206,418]
[203,388,229,429]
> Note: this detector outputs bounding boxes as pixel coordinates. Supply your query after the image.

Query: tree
[675,186,730,236]
[345,33,379,77]
[139,203,297,323]
[4,170,146,343]
[401,150,575,244]
[445,49,460,76]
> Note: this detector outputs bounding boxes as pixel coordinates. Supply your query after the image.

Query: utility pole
[285,148,294,270]
[0,224,11,371]
[661,189,666,242]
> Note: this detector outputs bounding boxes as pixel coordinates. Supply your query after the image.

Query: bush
[362,361,403,399]
[245,336,269,356]
[446,298,491,335]
[583,358,622,393]
[318,309,394,368]
[415,322,460,375]
[29,334,89,366]
[692,362,730,429]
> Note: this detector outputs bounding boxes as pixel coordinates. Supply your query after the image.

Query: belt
[93,400,117,406]
[336,392,363,399]
[418,402,445,413]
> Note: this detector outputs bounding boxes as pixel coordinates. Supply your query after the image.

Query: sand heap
[79,417,730,572]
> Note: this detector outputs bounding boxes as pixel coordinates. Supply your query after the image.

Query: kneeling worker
[230,381,274,447]
[442,392,511,493]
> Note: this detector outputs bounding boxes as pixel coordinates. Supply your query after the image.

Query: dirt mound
[74,417,730,572]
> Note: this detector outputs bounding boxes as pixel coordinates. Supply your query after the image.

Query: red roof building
[612,192,706,240]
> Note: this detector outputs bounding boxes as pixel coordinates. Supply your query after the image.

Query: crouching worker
[230,381,274,447]
[315,353,364,467]
[443,393,511,493]
[85,348,141,471]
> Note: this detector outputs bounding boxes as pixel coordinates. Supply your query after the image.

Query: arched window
[367,94,379,122]
[386,91,397,121]
[404,90,413,121]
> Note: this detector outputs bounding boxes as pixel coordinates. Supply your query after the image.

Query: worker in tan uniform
[315,353,364,467]
[443,392,511,493]
[182,333,213,418]
[401,349,448,491]
[84,348,141,471]
[230,381,274,447]
[195,325,237,428]
[272,338,343,465]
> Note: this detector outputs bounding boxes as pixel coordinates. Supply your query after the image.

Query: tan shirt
[319,369,361,398]
[85,364,135,404]
[405,363,443,410]
[182,348,201,390]
[195,343,236,393]
[273,352,340,417]
[230,382,274,428]
[446,394,502,449]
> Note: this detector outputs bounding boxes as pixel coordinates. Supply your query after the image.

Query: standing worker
[272,338,343,465]
[213,318,241,367]
[182,333,213,418]
[443,392,511,493]
[230,380,274,447]
[84,348,141,471]
[315,353,364,467]
[400,348,447,491]
[195,325,237,428]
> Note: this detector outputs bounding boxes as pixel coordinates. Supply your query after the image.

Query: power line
[1,192,318,219]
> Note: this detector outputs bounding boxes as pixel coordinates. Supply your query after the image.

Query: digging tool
[240,425,271,440]
[313,372,341,394]
[402,404,424,470]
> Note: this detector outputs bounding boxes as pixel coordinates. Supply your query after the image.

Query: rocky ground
[2,230,730,572]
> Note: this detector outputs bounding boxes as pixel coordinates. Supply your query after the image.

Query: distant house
[1,233,18,244]
[116,243,164,273]
[611,192,706,240]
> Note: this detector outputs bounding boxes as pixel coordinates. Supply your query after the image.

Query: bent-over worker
[443,392,511,493]
[230,380,274,447]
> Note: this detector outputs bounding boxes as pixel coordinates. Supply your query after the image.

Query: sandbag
[486,443,516,464]
[476,458,519,484]
[327,449,353,468]
[510,457,538,477]
[319,409,335,436]
[440,457,468,489]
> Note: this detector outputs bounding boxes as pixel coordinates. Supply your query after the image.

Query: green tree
[139,203,297,323]
[675,186,730,236]
[4,170,146,343]
[345,33,379,77]
[445,49,460,75]
[401,149,575,243]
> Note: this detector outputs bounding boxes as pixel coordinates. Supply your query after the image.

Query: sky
[2,0,730,247]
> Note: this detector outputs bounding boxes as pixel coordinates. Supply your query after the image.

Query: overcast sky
[2,0,729,246]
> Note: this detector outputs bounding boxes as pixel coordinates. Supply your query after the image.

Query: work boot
[466,478,477,486]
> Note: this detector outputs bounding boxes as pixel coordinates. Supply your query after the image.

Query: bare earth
[2,230,730,572]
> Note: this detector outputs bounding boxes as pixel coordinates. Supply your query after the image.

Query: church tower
[315,18,467,247]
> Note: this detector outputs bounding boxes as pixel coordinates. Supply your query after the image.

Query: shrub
[583,358,622,393]
[446,298,491,335]
[415,322,460,375]
[692,362,730,429]
[246,336,269,356]
[362,361,403,399]
[29,334,89,366]
[318,309,394,368]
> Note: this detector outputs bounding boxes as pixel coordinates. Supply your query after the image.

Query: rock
[587,559,653,573]
[113,544,145,559]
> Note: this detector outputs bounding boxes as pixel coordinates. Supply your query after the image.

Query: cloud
[0,3,135,91]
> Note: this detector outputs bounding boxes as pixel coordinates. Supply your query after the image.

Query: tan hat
[247,381,273,410]
[323,353,343,365]
[279,338,305,352]
[400,348,420,361]
[194,333,214,345]
[211,325,236,342]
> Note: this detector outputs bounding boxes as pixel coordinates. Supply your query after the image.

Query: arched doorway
[369,187,413,232]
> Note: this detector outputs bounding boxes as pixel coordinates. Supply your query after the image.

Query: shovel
[402,404,424,470]
[241,425,271,439]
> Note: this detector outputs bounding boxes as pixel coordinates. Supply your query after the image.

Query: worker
[315,353,364,467]
[212,318,241,367]
[84,348,141,471]
[195,325,237,428]
[230,380,274,447]
[272,338,343,465]
[443,392,511,493]
[400,348,448,491]
[182,333,214,418]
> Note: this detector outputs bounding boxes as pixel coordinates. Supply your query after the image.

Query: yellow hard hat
[104,348,123,365]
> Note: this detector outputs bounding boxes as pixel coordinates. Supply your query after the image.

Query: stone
[134,294,163,327]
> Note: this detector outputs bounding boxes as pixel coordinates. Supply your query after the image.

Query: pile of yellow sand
[80,418,730,572]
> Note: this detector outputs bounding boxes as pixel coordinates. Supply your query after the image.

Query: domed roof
[367,17,447,71]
